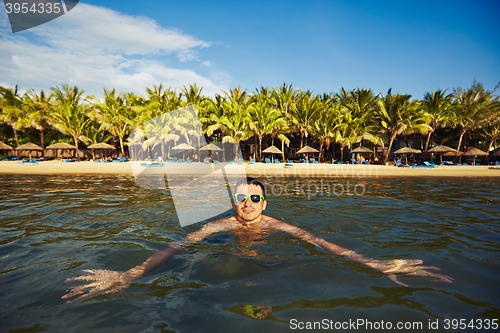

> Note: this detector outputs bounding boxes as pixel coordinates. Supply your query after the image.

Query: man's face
[233,183,267,224]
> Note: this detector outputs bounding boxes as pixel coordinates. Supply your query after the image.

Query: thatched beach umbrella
[350,146,374,163]
[442,151,463,156]
[296,145,319,162]
[0,141,14,159]
[427,145,456,153]
[393,147,422,154]
[262,145,283,162]
[393,147,422,164]
[46,142,77,159]
[462,147,488,165]
[490,149,500,157]
[15,142,43,160]
[462,147,488,156]
[199,143,223,152]
[199,143,223,162]
[0,141,13,150]
[428,145,457,163]
[351,146,373,154]
[87,142,116,160]
[172,143,196,160]
[297,145,319,154]
[171,143,196,151]
[262,145,283,154]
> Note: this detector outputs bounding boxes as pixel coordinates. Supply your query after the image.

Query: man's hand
[365,259,454,287]
[62,269,132,302]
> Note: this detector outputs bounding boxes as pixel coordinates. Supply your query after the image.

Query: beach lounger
[274,158,280,164]
[265,158,271,164]
[17,159,38,165]
[423,161,438,168]
[249,158,256,164]
[395,161,408,168]
[140,162,165,168]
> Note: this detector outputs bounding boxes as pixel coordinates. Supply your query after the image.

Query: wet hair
[234,177,266,198]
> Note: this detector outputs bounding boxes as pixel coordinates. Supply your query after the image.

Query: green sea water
[0,175,499,332]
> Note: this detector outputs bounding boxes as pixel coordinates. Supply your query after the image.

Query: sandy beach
[1,160,499,178]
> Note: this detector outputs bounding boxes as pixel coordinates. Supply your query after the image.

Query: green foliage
[1,81,499,161]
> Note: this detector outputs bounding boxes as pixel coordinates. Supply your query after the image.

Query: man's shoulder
[203,217,238,231]
[261,216,290,228]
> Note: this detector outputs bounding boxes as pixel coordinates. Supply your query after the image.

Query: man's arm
[62,218,239,302]
[123,219,239,279]
[264,217,453,286]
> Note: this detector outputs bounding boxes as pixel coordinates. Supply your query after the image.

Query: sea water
[0,175,499,332]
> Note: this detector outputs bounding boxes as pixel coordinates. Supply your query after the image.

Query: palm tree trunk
[456,130,466,164]
[73,136,80,160]
[40,128,45,149]
[119,138,125,156]
[13,128,20,147]
[384,133,397,163]
[424,130,434,151]
[281,140,285,162]
[258,135,263,161]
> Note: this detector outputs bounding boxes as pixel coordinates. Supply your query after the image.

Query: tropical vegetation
[1,81,499,162]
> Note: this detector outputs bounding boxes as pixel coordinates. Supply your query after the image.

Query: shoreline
[1,160,500,178]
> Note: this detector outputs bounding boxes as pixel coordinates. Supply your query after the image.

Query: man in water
[62,177,453,302]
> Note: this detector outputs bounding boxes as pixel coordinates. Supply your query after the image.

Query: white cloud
[0,3,230,98]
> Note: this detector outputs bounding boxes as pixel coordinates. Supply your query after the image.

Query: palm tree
[452,81,499,155]
[142,111,185,160]
[94,89,141,155]
[376,89,430,162]
[477,118,500,152]
[335,88,381,161]
[180,84,208,155]
[292,91,323,148]
[248,96,286,161]
[331,106,364,162]
[49,85,93,158]
[0,85,26,147]
[202,93,226,143]
[271,83,299,119]
[206,94,252,161]
[181,83,206,107]
[311,94,341,162]
[421,89,454,151]
[146,84,182,118]
[24,89,53,149]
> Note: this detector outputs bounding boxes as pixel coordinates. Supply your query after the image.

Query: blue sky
[0,0,499,99]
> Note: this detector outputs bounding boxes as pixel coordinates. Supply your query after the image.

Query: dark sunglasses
[234,193,265,203]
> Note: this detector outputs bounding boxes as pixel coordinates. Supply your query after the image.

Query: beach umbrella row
[2,139,498,161]
[0,141,118,160]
